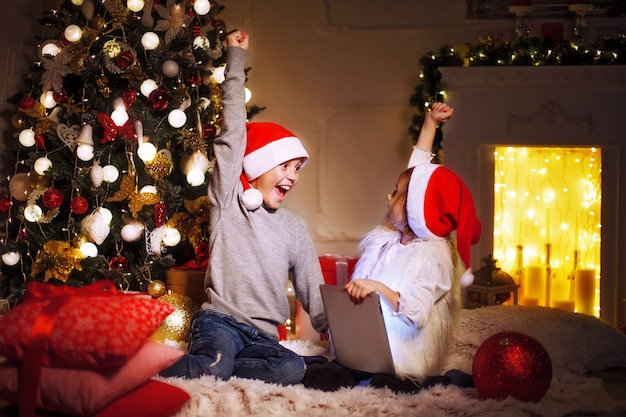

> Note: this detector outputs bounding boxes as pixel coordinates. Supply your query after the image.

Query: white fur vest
[352,227,464,380]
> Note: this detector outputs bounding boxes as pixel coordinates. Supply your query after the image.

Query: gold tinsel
[31,240,83,283]
[151,293,198,343]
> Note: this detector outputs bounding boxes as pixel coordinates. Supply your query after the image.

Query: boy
[160,31,327,385]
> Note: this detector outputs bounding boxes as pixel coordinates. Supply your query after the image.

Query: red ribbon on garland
[17,280,118,417]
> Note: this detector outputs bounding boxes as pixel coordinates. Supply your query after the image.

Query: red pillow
[0,341,184,416]
[0,290,174,368]
[94,380,190,417]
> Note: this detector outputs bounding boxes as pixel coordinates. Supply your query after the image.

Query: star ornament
[97,112,136,144]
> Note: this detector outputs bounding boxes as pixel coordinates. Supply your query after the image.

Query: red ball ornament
[148,89,171,111]
[116,51,135,69]
[123,88,137,108]
[109,255,129,271]
[472,331,552,403]
[70,195,89,214]
[19,96,35,110]
[203,123,216,140]
[186,74,202,87]
[42,188,64,209]
[52,89,68,103]
[0,197,12,213]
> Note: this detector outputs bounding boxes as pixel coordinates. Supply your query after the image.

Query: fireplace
[440,65,626,326]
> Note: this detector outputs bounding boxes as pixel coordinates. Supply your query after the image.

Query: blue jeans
[159,309,306,385]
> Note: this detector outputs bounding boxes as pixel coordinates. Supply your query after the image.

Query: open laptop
[319,284,395,375]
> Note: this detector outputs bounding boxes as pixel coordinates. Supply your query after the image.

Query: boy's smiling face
[250,158,305,209]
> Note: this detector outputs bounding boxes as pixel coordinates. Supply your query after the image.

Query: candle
[552,300,575,312]
[550,278,570,306]
[524,266,546,306]
[521,297,539,306]
[574,268,595,315]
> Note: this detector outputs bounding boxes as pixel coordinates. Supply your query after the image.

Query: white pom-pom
[242,188,263,211]
[460,268,474,288]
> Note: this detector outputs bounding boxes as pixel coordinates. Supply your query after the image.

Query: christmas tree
[0,0,261,305]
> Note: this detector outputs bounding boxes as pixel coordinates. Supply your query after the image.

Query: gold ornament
[90,15,107,31]
[151,293,198,343]
[107,175,161,215]
[144,153,174,180]
[147,279,167,298]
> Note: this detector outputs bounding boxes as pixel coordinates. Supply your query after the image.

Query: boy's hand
[226,30,249,50]
[429,102,454,124]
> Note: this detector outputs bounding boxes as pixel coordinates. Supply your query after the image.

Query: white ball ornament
[140,79,158,97]
[40,91,57,109]
[1,251,20,266]
[71,0,84,5]
[102,165,120,183]
[210,66,226,84]
[137,142,157,162]
[34,157,53,175]
[167,109,187,128]
[193,0,211,15]
[162,227,181,247]
[186,168,205,186]
[140,185,158,194]
[64,25,83,42]
[24,204,43,222]
[76,144,95,161]
[80,241,98,257]
[18,128,36,147]
[141,32,160,50]
[127,0,144,12]
[162,60,180,78]
[121,222,145,242]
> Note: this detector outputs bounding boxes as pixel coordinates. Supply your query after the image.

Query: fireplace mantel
[440,66,626,326]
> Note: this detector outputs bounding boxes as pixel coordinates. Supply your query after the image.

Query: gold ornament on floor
[151,293,198,343]
[147,279,167,298]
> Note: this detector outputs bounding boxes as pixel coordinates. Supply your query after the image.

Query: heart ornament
[56,123,81,149]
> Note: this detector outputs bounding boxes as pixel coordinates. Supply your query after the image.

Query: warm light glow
[127,0,144,12]
[140,79,158,97]
[137,142,157,162]
[64,25,83,42]
[1,251,20,266]
[18,128,36,147]
[34,157,52,175]
[167,109,187,128]
[194,0,211,15]
[80,241,98,257]
[210,66,226,84]
[493,146,601,316]
[40,91,57,109]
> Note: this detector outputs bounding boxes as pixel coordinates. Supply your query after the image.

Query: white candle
[552,300,575,312]
[550,278,570,306]
[575,268,595,315]
[524,266,547,306]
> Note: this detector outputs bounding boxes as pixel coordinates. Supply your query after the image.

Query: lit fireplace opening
[492,146,601,316]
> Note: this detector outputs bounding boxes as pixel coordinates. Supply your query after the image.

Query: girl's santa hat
[241,122,309,210]
[407,163,482,288]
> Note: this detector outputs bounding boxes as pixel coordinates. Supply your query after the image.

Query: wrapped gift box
[319,255,359,286]
[295,255,359,340]
[166,267,207,308]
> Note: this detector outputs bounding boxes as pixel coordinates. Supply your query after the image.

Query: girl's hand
[345,279,383,304]
[226,30,249,50]
[429,102,454,124]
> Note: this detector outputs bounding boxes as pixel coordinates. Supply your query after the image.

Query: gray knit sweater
[203,46,327,339]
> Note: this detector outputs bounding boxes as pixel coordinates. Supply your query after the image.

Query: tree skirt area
[158,306,626,417]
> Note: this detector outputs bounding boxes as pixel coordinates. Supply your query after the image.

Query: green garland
[409,32,626,160]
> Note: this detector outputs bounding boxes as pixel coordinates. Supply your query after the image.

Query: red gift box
[319,255,358,286]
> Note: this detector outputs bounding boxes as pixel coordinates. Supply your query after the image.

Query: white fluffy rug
[159,306,626,417]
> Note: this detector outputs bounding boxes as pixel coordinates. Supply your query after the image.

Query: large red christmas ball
[70,195,89,214]
[148,89,170,111]
[42,188,64,209]
[472,331,552,403]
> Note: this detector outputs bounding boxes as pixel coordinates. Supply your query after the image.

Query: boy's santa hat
[407,163,482,288]
[240,122,309,210]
